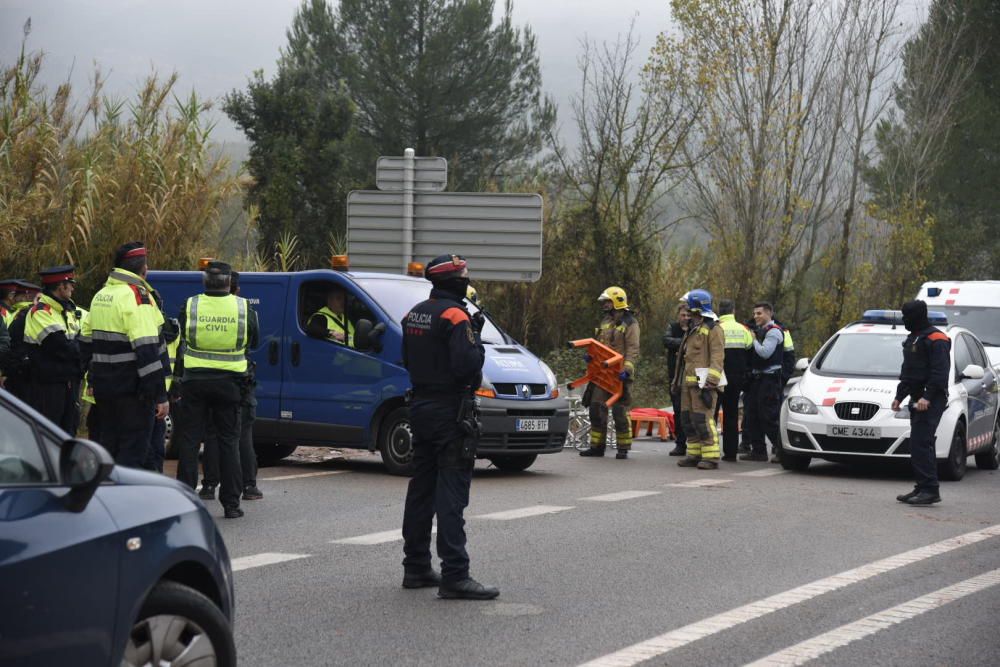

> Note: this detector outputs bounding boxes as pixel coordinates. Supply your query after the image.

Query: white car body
[781,314,1000,475]
[916,280,1000,370]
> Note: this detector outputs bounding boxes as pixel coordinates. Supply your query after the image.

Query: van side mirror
[795,357,810,372]
[60,439,114,513]
[354,320,386,353]
[960,364,985,381]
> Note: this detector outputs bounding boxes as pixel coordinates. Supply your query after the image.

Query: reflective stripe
[184,348,246,363]
[187,296,200,349]
[236,298,247,349]
[93,352,139,363]
[707,368,722,379]
[132,335,160,347]
[137,360,162,377]
[77,335,92,344]
[92,330,131,342]
[109,269,145,287]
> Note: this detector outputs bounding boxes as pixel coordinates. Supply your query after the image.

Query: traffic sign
[376,156,448,192]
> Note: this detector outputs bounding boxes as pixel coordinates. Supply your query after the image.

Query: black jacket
[662,321,687,385]
[402,287,485,395]
[895,326,951,403]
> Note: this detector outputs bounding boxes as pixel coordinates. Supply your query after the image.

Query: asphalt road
[197,439,1000,666]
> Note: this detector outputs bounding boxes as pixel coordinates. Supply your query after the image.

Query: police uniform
[81,242,169,468]
[1,280,42,400]
[663,318,689,455]
[717,312,753,460]
[173,261,258,519]
[895,300,950,505]
[743,320,785,460]
[23,266,83,434]
[400,254,498,600]
[674,290,725,468]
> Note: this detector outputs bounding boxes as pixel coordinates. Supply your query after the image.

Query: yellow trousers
[680,386,720,459]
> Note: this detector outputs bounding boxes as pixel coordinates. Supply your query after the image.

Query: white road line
[745,568,1000,666]
[261,470,349,481]
[231,552,310,572]
[736,469,788,477]
[331,527,436,545]
[578,523,1000,667]
[665,478,732,488]
[581,490,662,502]
[474,505,574,520]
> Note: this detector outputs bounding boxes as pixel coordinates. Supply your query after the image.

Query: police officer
[663,301,691,456]
[580,286,640,459]
[23,266,83,433]
[82,242,170,467]
[173,261,258,519]
[400,254,498,600]
[892,300,950,506]
[673,289,725,469]
[716,299,753,461]
[741,301,785,462]
[2,280,43,399]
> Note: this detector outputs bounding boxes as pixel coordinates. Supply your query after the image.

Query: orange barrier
[629,408,674,441]
[566,338,624,407]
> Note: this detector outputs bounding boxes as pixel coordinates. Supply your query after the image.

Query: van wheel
[255,443,297,467]
[163,415,178,460]
[379,407,414,476]
[489,454,537,472]
[938,424,967,481]
[974,421,1000,470]
[122,581,235,667]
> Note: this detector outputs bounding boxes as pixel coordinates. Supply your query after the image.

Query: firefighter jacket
[81,269,168,403]
[402,287,485,395]
[597,311,640,376]
[24,293,82,383]
[718,314,753,385]
[674,317,725,389]
[895,326,951,404]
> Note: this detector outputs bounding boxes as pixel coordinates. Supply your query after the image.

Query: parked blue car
[0,388,235,667]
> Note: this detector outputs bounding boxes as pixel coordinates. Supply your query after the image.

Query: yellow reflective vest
[311,306,355,347]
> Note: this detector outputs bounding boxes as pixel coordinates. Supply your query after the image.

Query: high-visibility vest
[24,293,77,346]
[718,314,753,350]
[184,294,248,373]
[314,306,355,347]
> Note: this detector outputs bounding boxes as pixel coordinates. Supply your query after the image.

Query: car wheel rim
[953,432,966,474]
[389,421,413,464]
[123,614,216,667]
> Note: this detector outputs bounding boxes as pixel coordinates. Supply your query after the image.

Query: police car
[916,281,1000,370]
[779,310,1000,479]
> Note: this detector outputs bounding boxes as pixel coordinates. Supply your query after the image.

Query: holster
[457,393,480,460]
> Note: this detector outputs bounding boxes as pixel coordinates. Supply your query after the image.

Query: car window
[953,334,973,379]
[299,279,376,346]
[938,307,1000,347]
[0,404,52,485]
[813,333,903,377]
[963,333,988,369]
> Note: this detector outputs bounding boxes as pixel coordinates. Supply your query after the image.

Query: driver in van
[307,286,354,347]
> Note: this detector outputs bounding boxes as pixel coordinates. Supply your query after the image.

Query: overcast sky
[0,0,672,145]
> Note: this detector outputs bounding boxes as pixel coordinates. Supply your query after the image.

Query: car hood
[110,465,189,490]
[796,372,898,406]
[482,344,549,384]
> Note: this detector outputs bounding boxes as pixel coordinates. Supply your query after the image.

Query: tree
[224,64,358,267]
[281,0,556,189]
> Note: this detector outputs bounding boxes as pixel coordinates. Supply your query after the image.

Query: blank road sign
[347,191,544,282]
[375,156,448,192]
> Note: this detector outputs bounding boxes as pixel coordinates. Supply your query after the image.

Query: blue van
[148,268,569,474]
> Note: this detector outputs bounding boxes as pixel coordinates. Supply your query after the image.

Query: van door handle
[269,340,279,365]
[291,341,301,367]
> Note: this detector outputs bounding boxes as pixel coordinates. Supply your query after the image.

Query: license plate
[827,425,880,439]
[516,419,549,432]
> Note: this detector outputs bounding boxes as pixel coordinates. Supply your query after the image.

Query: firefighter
[673,289,725,469]
[400,254,498,600]
[892,300,950,506]
[716,299,753,461]
[82,242,170,468]
[23,266,83,434]
[579,286,640,460]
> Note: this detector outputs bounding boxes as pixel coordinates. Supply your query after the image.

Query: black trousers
[744,374,783,455]
[909,398,944,493]
[95,394,155,469]
[670,388,687,449]
[28,380,80,435]
[402,397,473,584]
[203,398,257,488]
[175,378,243,509]
[146,415,166,473]
[719,379,744,458]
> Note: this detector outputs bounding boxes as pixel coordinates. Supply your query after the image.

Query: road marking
[745,568,1000,666]
[578,523,1000,667]
[474,505,574,520]
[664,478,732,488]
[231,552,310,572]
[581,490,662,502]
[261,470,349,481]
[736,469,788,477]
[332,527,436,545]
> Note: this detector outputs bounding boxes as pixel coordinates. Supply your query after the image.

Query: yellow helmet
[466,285,479,305]
[598,286,629,310]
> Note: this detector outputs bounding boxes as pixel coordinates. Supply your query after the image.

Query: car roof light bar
[860,309,948,326]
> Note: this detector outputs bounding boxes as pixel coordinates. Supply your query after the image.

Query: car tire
[938,423,967,482]
[378,407,415,476]
[974,421,1000,470]
[489,454,538,472]
[254,443,297,467]
[122,581,235,667]
[778,445,811,471]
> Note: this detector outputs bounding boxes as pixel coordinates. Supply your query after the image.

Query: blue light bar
[926,286,941,297]
[861,309,948,326]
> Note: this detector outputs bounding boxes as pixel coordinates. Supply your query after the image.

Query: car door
[962,333,997,450]
[0,398,120,666]
[953,334,988,450]
[238,274,289,424]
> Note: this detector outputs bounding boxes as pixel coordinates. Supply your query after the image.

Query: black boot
[616,449,628,460]
[438,577,500,600]
[199,483,217,500]
[580,446,606,457]
[403,569,442,589]
[904,490,941,506]
[896,489,919,503]
[668,445,686,456]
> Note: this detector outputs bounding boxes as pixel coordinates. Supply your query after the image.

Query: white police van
[916,281,1000,370]
[780,310,999,479]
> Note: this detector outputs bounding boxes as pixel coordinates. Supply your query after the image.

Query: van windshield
[936,307,1000,347]
[355,278,507,344]
[814,333,907,378]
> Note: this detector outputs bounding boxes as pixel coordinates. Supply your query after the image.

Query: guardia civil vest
[184,294,249,374]
[718,313,753,384]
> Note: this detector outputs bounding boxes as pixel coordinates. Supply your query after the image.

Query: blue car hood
[110,465,187,489]
[482,344,548,384]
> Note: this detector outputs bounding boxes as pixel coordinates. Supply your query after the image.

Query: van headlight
[787,396,818,415]
[539,361,558,391]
